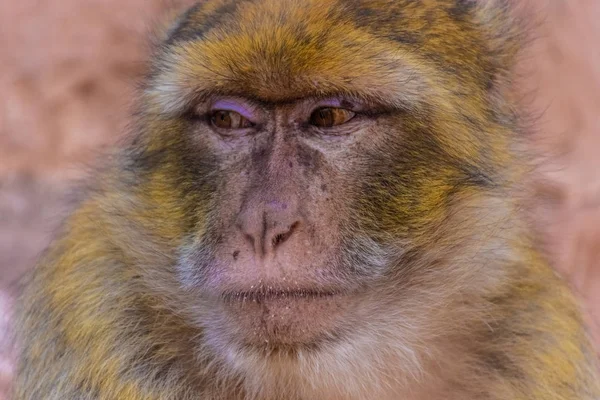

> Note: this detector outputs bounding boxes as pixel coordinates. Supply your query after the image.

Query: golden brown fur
[13,1,600,399]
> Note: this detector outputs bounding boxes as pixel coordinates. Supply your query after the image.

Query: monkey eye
[211,110,254,130]
[309,107,356,128]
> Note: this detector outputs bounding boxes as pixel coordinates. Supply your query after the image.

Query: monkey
[12,0,600,399]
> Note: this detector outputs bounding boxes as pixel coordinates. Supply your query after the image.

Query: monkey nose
[236,201,302,258]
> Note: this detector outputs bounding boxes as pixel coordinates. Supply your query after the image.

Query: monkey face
[134,0,520,356]
[170,94,401,347]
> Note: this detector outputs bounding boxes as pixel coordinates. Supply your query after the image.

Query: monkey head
[119,0,523,383]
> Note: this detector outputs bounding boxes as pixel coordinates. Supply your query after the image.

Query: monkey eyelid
[311,97,355,109]
[209,99,260,122]
[307,96,400,118]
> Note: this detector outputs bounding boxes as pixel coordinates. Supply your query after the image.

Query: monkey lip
[221,288,340,302]
[219,287,349,346]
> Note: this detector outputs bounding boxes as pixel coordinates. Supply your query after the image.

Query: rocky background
[1,0,599,397]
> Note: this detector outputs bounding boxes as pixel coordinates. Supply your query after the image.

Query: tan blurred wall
[1,0,599,397]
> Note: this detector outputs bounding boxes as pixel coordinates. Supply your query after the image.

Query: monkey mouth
[218,286,349,346]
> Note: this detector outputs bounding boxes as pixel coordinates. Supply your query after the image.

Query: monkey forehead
[145,0,521,116]
[145,0,468,115]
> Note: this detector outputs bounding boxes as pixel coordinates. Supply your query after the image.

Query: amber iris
[211,110,253,129]
[309,107,355,127]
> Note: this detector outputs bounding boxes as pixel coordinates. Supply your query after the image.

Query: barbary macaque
[14,1,600,399]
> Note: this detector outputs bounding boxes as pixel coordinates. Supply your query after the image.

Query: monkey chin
[219,288,351,348]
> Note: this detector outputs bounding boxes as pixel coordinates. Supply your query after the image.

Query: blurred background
[0,0,599,397]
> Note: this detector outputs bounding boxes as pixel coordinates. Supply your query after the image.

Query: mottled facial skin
[177,95,397,347]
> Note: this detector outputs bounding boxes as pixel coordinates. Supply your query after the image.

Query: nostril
[244,233,255,248]
[237,205,302,256]
[272,233,286,248]
[271,221,300,248]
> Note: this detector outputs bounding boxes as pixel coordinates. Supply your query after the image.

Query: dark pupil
[314,108,334,127]
[215,111,231,127]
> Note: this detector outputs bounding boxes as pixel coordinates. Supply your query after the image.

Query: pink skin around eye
[211,99,257,122]
[314,98,357,110]
[316,98,344,108]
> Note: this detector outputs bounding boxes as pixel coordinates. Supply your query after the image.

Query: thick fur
[14,1,600,399]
